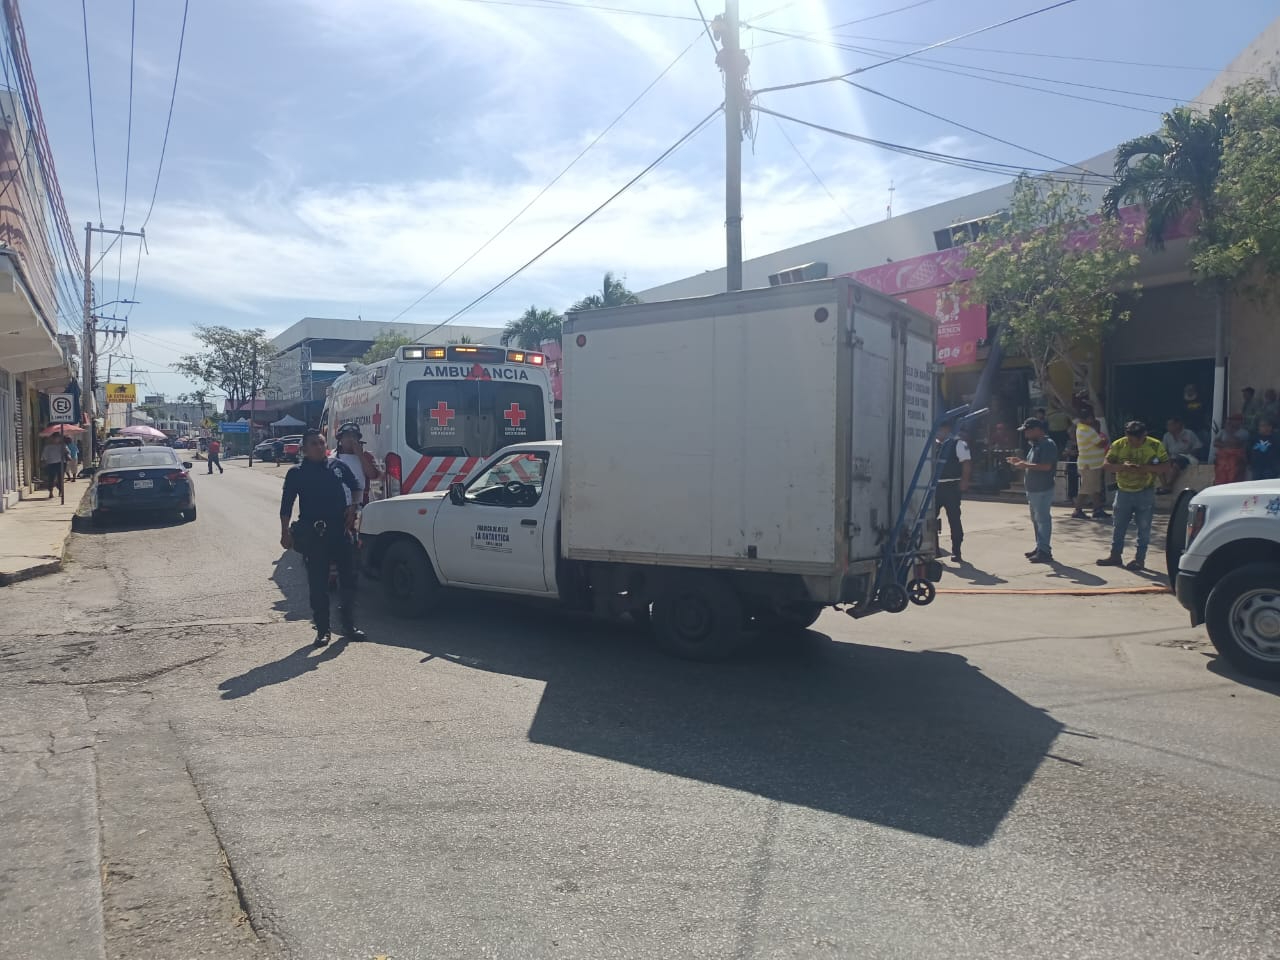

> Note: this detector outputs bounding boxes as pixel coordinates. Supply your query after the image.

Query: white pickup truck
[358,278,940,660]
[1168,481,1280,679]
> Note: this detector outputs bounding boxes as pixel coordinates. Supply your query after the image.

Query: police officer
[279,429,365,646]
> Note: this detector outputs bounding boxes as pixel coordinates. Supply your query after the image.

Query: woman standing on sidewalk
[39,435,66,498]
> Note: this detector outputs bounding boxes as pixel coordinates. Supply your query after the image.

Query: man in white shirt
[934,422,971,563]
[1161,416,1202,492]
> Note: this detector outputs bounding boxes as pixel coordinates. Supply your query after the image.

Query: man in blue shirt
[280,430,364,646]
[1007,417,1059,564]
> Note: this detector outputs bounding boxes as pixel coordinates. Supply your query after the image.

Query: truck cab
[1169,480,1280,679]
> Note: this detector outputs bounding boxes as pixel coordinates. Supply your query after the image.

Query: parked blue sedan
[91,445,197,526]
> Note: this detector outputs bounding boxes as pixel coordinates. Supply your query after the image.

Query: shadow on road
[942,560,1008,586]
[349,600,1063,847]
[1207,657,1280,696]
[1044,560,1107,587]
[269,550,314,623]
[219,636,351,699]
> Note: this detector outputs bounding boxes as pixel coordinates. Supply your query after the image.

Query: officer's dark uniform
[935,436,965,561]
[280,457,360,639]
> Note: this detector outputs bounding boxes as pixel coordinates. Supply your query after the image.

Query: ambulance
[322,343,556,499]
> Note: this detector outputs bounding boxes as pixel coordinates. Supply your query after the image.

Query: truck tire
[382,539,440,618]
[1203,562,1280,680]
[652,573,744,661]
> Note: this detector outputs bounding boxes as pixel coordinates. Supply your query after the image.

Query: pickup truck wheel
[382,540,439,618]
[1204,562,1280,680]
[652,574,743,661]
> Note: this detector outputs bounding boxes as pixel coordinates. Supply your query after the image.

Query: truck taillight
[385,452,402,497]
[1186,504,1207,546]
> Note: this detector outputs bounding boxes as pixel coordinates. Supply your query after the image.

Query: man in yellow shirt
[1097,420,1170,571]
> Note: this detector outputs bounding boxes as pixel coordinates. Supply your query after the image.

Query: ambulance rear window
[405,380,546,458]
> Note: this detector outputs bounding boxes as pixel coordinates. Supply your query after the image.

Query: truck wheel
[382,539,440,618]
[1204,562,1280,680]
[652,573,744,661]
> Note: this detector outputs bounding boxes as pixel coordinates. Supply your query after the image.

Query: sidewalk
[0,486,88,586]
[937,498,1172,595]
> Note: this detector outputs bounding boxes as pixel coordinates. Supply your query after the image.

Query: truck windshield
[405,379,546,459]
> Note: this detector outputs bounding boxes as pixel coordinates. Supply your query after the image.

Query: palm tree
[502,306,562,350]
[570,271,641,312]
[1103,104,1233,427]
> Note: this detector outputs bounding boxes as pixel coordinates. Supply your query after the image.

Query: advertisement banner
[895,287,987,367]
[104,383,137,404]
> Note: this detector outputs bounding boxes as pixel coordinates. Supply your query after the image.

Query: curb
[0,486,92,587]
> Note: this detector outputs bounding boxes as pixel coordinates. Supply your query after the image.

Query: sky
[23,0,1280,399]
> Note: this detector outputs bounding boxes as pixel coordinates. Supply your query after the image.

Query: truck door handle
[521,519,538,527]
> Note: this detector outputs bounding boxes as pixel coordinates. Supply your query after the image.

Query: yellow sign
[105,383,137,404]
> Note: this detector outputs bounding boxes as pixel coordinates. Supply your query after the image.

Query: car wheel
[761,602,824,633]
[382,539,440,617]
[181,507,197,523]
[652,572,744,661]
[1204,562,1280,680]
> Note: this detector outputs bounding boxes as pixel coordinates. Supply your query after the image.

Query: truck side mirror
[448,481,466,506]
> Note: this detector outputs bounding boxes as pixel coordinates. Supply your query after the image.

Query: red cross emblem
[429,401,455,427]
[464,363,492,381]
[503,403,527,428]
[372,403,382,435]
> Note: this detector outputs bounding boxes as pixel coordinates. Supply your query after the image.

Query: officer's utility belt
[290,518,336,554]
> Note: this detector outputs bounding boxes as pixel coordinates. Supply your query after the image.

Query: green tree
[502,306,562,349]
[570,271,641,312]
[172,325,274,417]
[1195,82,1280,283]
[359,331,415,364]
[962,175,1140,411]
[1103,104,1233,423]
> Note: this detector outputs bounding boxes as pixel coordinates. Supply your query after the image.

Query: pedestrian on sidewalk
[1213,414,1250,485]
[1248,418,1280,481]
[1007,417,1059,564]
[64,437,80,482]
[207,437,224,474]
[279,430,364,647]
[934,421,971,563]
[40,434,67,498]
[272,437,284,466]
[1097,420,1170,572]
[1159,417,1202,493]
[1070,407,1110,520]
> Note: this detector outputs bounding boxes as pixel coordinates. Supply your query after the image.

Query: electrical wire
[458,0,703,22]
[388,30,704,323]
[841,79,1106,178]
[121,0,136,226]
[691,0,719,57]
[770,117,857,228]
[752,0,1082,96]
[754,104,1114,184]
[412,105,722,341]
[140,0,189,230]
[79,0,103,225]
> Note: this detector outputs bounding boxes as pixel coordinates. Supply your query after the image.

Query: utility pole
[248,343,258,466]
[127,362,134,426]
[717,0,746,292]
[81,222,94,468]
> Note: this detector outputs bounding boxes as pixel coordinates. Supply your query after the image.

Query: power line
[120,0,136,226]
[691,0,719,57]
[458,0,703,22]
[412,105,722,341]
[842,79,1106,178]
[79,0,103,224]
[754,104,1114,184]
[140,0,190,230]
[770,117,857,228]
[752,0,1082,96]
[388,30,704,323]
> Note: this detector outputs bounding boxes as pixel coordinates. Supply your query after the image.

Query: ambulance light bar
[507,350,545,365]
[400,346,426,359]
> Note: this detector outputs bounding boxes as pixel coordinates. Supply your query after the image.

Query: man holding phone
[1097,420,1170,572]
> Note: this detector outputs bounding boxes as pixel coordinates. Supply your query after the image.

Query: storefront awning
[0,254,70,375]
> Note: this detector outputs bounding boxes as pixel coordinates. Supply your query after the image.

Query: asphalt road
[2,460,1278,960]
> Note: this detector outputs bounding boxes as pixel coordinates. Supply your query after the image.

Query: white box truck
[358,278,940,659]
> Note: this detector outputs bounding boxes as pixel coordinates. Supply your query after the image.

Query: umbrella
[40,424,85,437]
[119,424,168,440]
